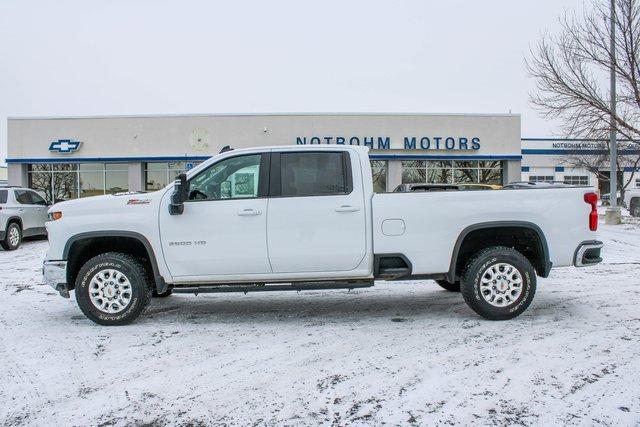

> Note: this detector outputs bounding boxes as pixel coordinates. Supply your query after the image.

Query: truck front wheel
[460,246,536,320]
[75,252,152,326]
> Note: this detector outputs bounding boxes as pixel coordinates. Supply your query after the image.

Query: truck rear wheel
[75,252,152,326]
[435,279,460,292]
[460,246,536,320]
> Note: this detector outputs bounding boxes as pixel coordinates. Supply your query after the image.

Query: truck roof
[224,144,371,154]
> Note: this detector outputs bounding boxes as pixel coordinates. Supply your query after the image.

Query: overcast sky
[0,0,588,164]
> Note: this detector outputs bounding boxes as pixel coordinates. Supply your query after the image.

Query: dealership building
[521,138,640,193]
[4,113,639,202]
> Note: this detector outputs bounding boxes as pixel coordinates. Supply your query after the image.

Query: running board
[172,280,374,295]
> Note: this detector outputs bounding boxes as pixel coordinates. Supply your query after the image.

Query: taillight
[584,192,598,231]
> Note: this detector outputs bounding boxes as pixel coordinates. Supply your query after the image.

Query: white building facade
[6,113,522,203]
[0,165,7,185]
[521,138,640,194]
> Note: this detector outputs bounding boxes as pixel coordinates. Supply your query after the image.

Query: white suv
[0,186,49,250]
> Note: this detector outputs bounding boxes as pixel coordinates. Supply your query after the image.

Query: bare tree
[559,139,640,199]
[527,0,640,200]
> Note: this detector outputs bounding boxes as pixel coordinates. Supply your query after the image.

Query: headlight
[48,211,63,221]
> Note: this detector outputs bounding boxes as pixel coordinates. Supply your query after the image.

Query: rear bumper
[43,260,69,298]
[573,240,603,267]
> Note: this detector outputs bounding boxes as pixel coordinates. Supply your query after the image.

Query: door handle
[335,205,360,213]
[238,208,262,216]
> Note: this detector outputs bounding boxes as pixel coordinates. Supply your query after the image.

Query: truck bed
[372,187,595,275]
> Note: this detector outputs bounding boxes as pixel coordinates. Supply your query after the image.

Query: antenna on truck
[219,145,233,154]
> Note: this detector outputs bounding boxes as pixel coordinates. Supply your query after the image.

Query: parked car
[393,183,501,192]
[623,189,640,217]
[43,145,603,325]
[0,186,49,250]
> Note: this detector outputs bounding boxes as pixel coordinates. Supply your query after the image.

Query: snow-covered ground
[1,222,639,426]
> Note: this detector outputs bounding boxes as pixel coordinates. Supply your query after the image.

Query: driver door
[159,153,272,279]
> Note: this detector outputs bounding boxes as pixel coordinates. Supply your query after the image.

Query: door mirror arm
[169,173,189,215]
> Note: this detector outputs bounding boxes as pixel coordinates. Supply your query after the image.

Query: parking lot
[1,220,639,426]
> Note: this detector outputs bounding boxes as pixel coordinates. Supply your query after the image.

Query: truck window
[0,190,7,204]
[187,154,263,201]
[280,152,350,197]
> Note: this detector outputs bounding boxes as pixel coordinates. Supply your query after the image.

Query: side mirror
[169,173,189,215]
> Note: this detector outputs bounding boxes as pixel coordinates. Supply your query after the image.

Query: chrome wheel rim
[88,269,133,314]
[8,227,20,247]
[479,262,523,307]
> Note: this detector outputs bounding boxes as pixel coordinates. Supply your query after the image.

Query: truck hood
[48,190,166,216]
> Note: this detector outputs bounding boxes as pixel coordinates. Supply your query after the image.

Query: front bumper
[574,240,603,267]
[43,260,69,298]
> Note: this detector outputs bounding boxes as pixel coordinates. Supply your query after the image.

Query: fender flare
[447,221,551,282]
[63,230,168,293]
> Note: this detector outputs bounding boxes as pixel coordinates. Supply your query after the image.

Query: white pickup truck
[43,145,603,325]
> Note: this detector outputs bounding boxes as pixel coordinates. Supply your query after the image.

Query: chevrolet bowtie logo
[49,139,81,153]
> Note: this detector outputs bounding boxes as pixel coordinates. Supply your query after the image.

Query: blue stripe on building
[522,149,640,155]
[6,154,523,164]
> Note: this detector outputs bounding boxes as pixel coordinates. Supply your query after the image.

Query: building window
[529,175,554,183]
[28,163,129,204]
[370,160,387,193]
[105,163,129,194]
[79,163,104,198]
[145,161,202,191]
[563,175,589,186]
[401,160,502,185]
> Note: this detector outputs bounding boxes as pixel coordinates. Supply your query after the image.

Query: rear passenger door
[14,190,37,231]
[266,151,367,273]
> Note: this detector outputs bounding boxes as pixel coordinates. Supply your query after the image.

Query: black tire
[435,279,461,292]
[75,252,152,326]
[1,222,22,251]
[153,288,173,298]
[460,246,536,320]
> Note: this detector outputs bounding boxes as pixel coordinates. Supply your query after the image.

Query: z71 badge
[127,199,151,205]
